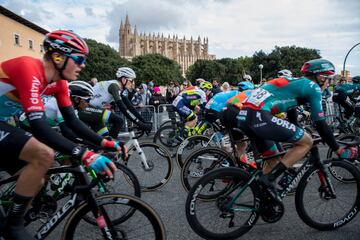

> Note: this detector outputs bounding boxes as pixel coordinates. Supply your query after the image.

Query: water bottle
[220,134,233,153]
[214,132,224,143]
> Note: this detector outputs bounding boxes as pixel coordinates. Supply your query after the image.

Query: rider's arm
[314,120,339,150]
[108,83,150,130]
[59,121,84,143]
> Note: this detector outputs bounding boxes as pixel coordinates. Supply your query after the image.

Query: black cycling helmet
[69,81,94,97]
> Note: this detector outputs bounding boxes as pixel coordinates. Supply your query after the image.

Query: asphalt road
[23,140,360,239]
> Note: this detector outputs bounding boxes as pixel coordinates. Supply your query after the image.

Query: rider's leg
[5,138,54,240]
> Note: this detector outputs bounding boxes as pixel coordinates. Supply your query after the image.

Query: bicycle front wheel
[63,194,166,240]
[125,142,173,191]
[185,167,261,240]
[295,160,360,230]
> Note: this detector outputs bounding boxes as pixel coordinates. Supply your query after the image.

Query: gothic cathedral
[119,15,215,75]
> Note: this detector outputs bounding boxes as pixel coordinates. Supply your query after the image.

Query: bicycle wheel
[124,142,173,191]
[295,160,360,230]
[176,135,216,168]
[326,134,360,182]
[185,167,261,240]
[153,124,183,149]
[63,194,166,240]
[181,147,236,195]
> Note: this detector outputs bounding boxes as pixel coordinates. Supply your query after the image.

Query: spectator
[221,82,231,92]
[147,81,155,95]
[132,83,151,107]
[89,77,98,86]
[150,86,166,112]
[212,79,222,95]
[166,82,178,103]
[195,78,205,87]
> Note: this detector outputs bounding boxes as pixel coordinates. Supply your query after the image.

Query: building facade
[0,6,48,62]
[119,15,215,75]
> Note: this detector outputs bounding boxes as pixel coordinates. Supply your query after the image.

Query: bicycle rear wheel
[124,142,173,191]
[63,194,166,240]
[185,167,261,240]
[153,125,183,149]
[296,160,360,230]
[181,147,236,195]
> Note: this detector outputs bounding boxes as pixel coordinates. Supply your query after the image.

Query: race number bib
[247,88,272,106]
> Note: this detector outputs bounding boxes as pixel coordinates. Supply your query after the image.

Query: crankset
[24,194,57,225]
[260,198,284,223]
[217,196,236,228]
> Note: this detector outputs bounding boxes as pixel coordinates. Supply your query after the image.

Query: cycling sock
[3,193,35,240]
[266,162,287,182]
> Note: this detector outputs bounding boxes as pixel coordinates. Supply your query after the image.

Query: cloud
[1,0,359,75]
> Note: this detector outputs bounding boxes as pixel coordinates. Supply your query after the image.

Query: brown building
[0,5,49,62]
[119,15,215,75]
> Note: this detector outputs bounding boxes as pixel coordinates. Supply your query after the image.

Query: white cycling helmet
[277,69,292,78]
[243,74,252,81]
[116,67,136,79]
[69,81,94,97]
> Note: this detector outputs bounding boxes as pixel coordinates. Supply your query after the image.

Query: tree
[78,39,130,81]
[131,54,183,86]
[186,60,226,84]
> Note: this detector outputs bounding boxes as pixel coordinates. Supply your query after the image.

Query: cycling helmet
[200,81,213,91]
[243,75,252,81]
[237,81,255,91]
[116,67,136,79]
[301,59,335,76]
[195,78,205,86]
[277,69,293,78]
[69,81,94,97]
[352,76,360,84]
[43,30,88,54]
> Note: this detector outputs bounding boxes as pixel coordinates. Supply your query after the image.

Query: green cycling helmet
[352,76,360,84]
[200,81,213,90]
[301,59,335,76]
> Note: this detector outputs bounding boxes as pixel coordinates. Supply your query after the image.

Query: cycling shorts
[236,108,304,152]
[0,122,32,174]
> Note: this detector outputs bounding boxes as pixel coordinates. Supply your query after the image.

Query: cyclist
[277,69,293,78]
[222,59,357,202]
[0,30,119,239]
[90,67,152,132]
[332,75,360,119]
[243,74,252,82]
[172,81,212,135]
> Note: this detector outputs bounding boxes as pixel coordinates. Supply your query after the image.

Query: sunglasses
[75,96,91,102]
[64,54,87,65]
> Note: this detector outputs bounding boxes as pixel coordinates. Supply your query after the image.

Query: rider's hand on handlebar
[101,139,128,158]
[82,150,117,178]
[336,146,358,159]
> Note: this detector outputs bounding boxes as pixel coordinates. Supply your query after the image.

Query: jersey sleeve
[53,80,72,108]
[303,81,326,122]
[2,58,45,113]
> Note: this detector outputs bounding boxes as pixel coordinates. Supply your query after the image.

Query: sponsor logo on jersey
[318,112,324,117]
[0,131,10,141]
[28,112,44,121]
[30,76,41,104]
[27,105,43,111]
[271,116,296,131]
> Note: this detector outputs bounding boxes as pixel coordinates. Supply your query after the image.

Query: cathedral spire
[125,14,130,26]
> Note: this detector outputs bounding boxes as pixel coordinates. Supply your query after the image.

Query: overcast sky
[1,0,359,75]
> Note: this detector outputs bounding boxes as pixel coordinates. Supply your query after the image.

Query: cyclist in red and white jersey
[0,30,119,240]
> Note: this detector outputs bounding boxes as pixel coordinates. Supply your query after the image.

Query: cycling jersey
[334,83,360,95]
[90,80,151,131]
[242,77,325,122]
[205,90,239,112]
[0,56,71,121]
[172,88,207,120]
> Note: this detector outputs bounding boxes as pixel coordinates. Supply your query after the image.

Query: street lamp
[343,42,360,78]
[259,64,263,84]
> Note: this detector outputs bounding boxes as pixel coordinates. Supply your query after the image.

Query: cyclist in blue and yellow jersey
[221,59,358,202]
[333,75,360,119]
[172,81,212,134]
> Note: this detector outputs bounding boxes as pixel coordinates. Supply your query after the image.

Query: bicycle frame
[118,131,152,169]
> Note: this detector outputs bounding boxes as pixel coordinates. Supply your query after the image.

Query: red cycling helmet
[301,59,335,76]
[43,30,89,55]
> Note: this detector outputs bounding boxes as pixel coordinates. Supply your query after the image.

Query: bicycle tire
[124,142,173,191]
[62,194,166,240]
[326,134,360,183]
[181,147,237,195]
[82,162,141,225]
[295,160,360,230]
[153,124,183,149]
[176,135,214,168]
[185,167,261,240]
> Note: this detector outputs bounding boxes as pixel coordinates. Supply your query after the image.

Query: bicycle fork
[311,146,337,199]
[133,140,152,170]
